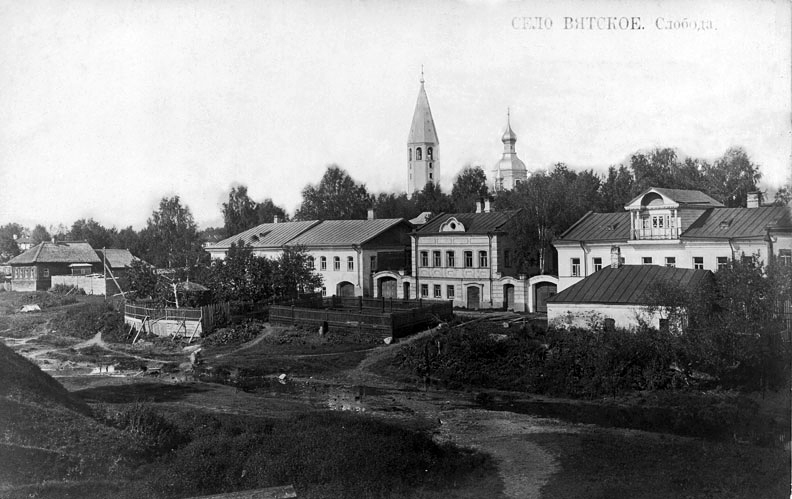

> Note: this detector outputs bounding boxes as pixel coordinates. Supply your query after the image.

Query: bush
[201,320,263,347]
[50,284,86,295]
[49,303,126,341]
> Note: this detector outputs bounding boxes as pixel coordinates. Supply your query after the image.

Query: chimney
[475,201,483,213]
[367,208,375,220]
[746,191,762,209]
[610,246,622,269]
[484,199,492,213]
[273,215,279,224]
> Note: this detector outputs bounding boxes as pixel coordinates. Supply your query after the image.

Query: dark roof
[548,265,712,305]
[287,219,409,247]
[558,212,630,242]
[417,210,521,234]
[207,221,320,250]
[96,249,136,268]
[682,206,792,239]
[627,188,723,207]
[8,242,102,265]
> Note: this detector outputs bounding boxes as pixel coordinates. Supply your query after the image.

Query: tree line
[1,145,789,276]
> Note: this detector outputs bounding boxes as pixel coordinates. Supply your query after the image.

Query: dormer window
[440,217,465,232]
[719,219,732,229]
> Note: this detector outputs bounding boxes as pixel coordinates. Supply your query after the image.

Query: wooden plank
[185,484,297,499]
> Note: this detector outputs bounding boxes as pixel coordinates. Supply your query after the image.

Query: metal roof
[287,219,410,247]
[8,242,101,265]
[96,248,137,268]
[417,210,521,235]
[206,221,320,250]
[681,206,792,239]
[626,188,723,207]
[557,212,630,242]
[407,80,439,145]
[547,265,712,305]
[557,205,792,243]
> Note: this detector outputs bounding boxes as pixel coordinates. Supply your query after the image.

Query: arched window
[427,147,433,160]
[408,148,412,161]
[416,147,422,160]
[307,256,315,269]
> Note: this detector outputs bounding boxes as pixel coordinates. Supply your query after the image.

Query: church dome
[495,154,526,173]
[501,123,517,143]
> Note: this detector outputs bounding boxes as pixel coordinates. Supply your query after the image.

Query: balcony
[631,227,680,240]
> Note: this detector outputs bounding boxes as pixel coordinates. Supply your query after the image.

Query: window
[652,216,665,229]
[420,251,429,267]
[446,285,455,299]
[779,249,792,267]
[479,251,488,267]
[446,251,455,267]
[347,257,354,271]
[42,267,49,277]
[333,256,340,271]
[321,287,327,297]
[504,250,511,268]
[427,147,433,160]
[429,172,433,180]
[370,256,377,272]
[416,147,422,160]
[420,284,429,298]
[665,257,676,268]
[433,285,441,298]
[429,162,433,169]
[571,258,581,277]
[320,256,327,270]
[408,148,412,161]
[717,256,729,270]
[642,257,653,265]
[432,251,441,267]
[593,257,602,272]
[307,257,315,270]
[693,256,704,270]
[464,251,473,268]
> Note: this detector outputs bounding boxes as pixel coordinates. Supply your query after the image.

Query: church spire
[407,69,439,194]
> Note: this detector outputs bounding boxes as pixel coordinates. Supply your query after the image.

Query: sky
[1,0,790,231]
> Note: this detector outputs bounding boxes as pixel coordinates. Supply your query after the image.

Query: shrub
[49,303,126,341]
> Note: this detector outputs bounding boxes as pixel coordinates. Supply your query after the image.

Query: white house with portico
[553,188,792,292]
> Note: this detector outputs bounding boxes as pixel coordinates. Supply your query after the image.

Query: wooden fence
[269,298,452,338]
[124,302,230,340]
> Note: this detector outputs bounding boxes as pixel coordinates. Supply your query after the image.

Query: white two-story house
[554,187,792,293]
[373,201,559,312]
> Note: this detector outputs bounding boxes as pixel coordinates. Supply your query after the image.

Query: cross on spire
[420,65,424,84]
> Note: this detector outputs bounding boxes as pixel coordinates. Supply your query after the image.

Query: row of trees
[126,243,322,306]
[2,145,788,278]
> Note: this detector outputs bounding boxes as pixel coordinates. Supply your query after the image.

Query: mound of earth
[0,340,89,415]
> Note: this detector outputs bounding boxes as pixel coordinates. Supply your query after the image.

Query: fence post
[358,296,363,311]
[291,305,295,326]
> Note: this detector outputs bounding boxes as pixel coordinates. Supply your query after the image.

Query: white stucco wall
[547,302,662,330]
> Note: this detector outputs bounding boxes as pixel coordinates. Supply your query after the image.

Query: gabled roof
[417,210,521,235]
[626,188,723,208]
[407,80,438,145]
[287,219,410,247]
[96,249,137,268]
[682,206,792,239]
[557,212,630,242]
[547,265,712,305]
[8,242,101,265]
[206,221,320,250]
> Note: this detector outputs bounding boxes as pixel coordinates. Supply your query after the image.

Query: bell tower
[407,68,439,195]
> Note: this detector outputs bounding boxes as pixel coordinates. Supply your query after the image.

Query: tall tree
[0,223,24,261]
[30,225,51,245]
[68,218,114,248]
[411,182,452,216]
[451,165,489,212]
[256,198,288,224]
[273,246,323,299]
[140,196,202,268]
[703,147,762,207]
[294,165,372,220]
[222,185,259,236]
[373,192,416,219]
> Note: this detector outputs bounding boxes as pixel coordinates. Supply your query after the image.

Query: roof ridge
[32,242,45,262]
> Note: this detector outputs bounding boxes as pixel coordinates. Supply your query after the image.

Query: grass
[532,430,789,499]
